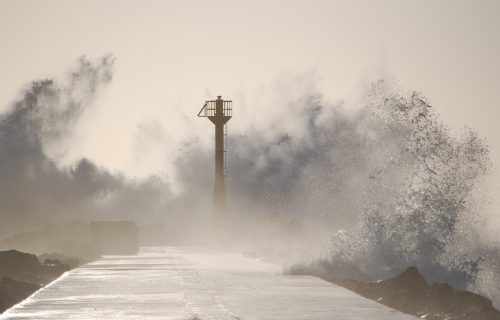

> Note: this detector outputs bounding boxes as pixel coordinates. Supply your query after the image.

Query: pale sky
[0,0,499,193]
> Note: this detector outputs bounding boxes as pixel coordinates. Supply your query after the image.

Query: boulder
[0,276,40,313]
[0,250,42,275]
[338,266,500,320]
[429,282,499,320]
[0,250,71,286]
[0,249,75,314]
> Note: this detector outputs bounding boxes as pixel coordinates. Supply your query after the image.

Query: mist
[172,74,499,306]
[0,56,173,237]
[0,56,498,307]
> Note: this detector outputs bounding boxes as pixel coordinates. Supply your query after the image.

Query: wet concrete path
[2,247,416,319]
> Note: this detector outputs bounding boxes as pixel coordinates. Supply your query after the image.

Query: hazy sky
[0,0,499,188]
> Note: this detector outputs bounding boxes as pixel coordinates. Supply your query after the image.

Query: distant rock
[39,252,80,268]
[0,221,101,263]
[43,258,61,265]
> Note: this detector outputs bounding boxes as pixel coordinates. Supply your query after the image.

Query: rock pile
[288,265,500,320]
[0,276,40,312]
[0,250,73,313]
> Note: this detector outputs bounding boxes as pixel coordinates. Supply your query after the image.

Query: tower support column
[198,96,232,235]
[214,114,226,225]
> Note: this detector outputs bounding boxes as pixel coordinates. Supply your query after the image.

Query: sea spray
[0,56,173,237]
[1,58,498,306]
[285,81,499,307]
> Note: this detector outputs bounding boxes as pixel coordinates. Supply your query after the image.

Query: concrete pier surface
[2,247,416,319]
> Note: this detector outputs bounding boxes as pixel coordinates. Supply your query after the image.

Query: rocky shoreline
[0,250,77,313]
[4,247,499,319]
[288,265,500,320]
[0,221,141,314]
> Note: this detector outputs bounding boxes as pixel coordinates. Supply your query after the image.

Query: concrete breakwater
[2,247,416,319]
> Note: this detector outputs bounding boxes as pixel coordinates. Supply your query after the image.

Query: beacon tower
[198,96,232,227]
